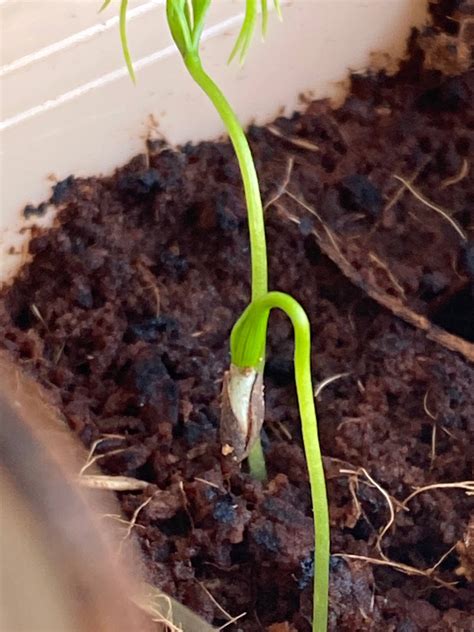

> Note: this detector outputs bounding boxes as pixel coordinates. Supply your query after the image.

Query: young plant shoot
[106,1,329,629]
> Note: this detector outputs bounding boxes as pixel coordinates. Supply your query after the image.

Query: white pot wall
[0,0,429,282]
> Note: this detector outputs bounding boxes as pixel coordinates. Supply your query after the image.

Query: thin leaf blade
[120,0,136,83]
[261,0,268,38]
[274,0,282,20]
[191,0,212,48]
[228,0,258,65]
[99,0,113,13]
[166,0,193,56]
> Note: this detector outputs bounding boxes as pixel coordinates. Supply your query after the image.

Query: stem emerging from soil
[246,435,267,481]
[231,292,330,630]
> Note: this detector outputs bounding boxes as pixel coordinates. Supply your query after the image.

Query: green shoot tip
[98,0,112,13]
[274,0,283,21]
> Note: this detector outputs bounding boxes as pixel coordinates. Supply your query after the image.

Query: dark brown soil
[1,2,473,630]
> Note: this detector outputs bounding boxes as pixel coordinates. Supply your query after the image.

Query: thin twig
[430,423,437,469]
[440,158,469,190]
[264,157,294,211]
[198,582,233,622]
[267,124,320,152]
[79,435,126,475]
[54,341,66,364]
[347,476,362,526]
[80,448,127,475]
[136,261,161,316]
[368,252,406,298]
[362,470,396,558]
[430,544,457,573]
[383,160,428,212]
[118,495,153,555]
[340,468,398,558]
[218,611,247,630]
[191,330,205,337]
[334,552,457,589]
[285,190,353,270]
[275,419,292,441]
[179,481,195,529]
[347,300,358,333]
[423,391,437,420]
[286,193,474,361]
[80,438,105,474]
[337,417,368,432]
[440,425,456,440]
[315,372,351,399]
[402,481,474,508]
[393,175,467,242]
[100,513,145,528]
[31,304,49,330]
[133,586,184,632]
[194,477,222,490]
[423,390,438,468]
[78,475,149,491]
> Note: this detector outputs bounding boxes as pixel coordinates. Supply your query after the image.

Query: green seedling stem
[107,1,329,628]
[99,0,135,82]
[166,0,269,472]
[231,291,329,629]
[183,54,268,302]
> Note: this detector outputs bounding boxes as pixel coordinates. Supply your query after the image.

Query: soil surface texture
[1,2,473,630]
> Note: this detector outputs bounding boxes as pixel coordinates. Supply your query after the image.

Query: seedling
[104,1,329,629]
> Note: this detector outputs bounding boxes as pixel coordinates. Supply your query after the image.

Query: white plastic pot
[0,0,429,284]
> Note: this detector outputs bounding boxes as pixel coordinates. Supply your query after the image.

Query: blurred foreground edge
[0,351,215,632]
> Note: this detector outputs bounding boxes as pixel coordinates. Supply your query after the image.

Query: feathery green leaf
[191,0,212,48]
[119,0,135,82]
[261,0,269,37]
[166,0,193,56]
[274,0,282,20]
[228,0,258,64]
[98,0,112,13]
[229,0,282,65]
